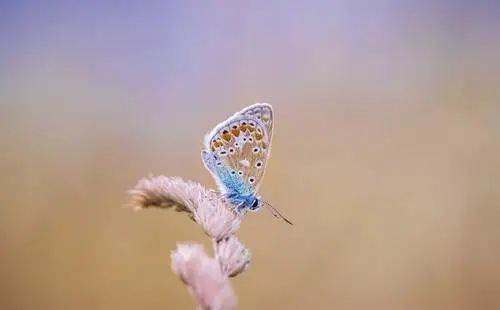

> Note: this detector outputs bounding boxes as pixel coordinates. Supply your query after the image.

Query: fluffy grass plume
[128,175,251,309]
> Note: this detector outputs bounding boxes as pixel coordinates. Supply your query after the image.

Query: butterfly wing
[202,103,273,195]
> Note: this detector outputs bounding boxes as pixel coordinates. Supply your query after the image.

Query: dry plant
[128,175,251,310]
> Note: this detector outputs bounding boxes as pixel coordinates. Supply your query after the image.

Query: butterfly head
[228,192,260,212]
[249,196,261,211]
[250,198,259,210]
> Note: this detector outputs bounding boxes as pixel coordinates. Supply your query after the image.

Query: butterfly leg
[236,202,248,213]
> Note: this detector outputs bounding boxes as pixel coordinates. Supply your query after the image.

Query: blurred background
[1,1,499,309]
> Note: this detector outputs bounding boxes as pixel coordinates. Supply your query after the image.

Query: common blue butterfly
[201,103,292,224]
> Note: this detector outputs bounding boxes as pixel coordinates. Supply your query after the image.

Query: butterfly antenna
[261,200,294,225]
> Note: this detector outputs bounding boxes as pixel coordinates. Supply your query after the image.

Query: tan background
[1,1,499,309]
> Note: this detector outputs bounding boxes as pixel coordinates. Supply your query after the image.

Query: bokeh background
[1,1,500,309]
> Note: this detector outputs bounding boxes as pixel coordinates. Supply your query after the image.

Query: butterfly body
[201,103,292,224]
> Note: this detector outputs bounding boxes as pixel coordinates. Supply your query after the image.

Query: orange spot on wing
[222,132,232,141]
[240,124,248,132]
[231,128,240,137]
[254,132,263,140]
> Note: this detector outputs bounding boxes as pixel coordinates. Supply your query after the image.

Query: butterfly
[201,103,293,225]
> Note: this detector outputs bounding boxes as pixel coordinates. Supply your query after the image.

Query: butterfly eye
[252,147,260,153]
[229,148,235,153]
[248,177,255,184]
[238,171,243,175]
[248,137,254,142]
[234,142,240,147]
[231,170,236,175]
[231,124,238,129]
[255,160,263,168]
[241,121,247,126]
[216,161,222,166]
[256,128,262,134]
[242,137,247,143]
[249,121,256,127]
[219,150,228,156]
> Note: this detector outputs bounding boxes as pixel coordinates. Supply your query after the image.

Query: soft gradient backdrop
[1,1,499,309]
